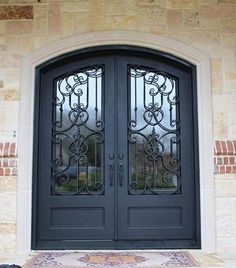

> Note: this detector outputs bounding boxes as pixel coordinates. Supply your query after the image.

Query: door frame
[18,31,215,253]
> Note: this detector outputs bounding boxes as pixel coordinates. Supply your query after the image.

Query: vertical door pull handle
[108,153,115,186]
[109,163,114,186]
[118,153,124,186]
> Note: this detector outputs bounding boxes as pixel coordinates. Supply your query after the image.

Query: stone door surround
[18,31,215,253]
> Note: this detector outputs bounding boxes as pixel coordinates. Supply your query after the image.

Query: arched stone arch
[18,31,215,253]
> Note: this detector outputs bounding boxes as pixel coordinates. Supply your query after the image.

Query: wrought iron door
[33,47,200,249]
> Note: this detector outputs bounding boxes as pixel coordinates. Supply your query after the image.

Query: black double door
[33,47,200,249]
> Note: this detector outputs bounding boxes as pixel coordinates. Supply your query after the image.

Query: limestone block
[215,173,236,180]
[229,125,236,140]
[221,19,236,32]
[220,33,236,49]
[0,52,20,68]
[224,80,236,92]
[199,5,233,18]
[167,0,198,9]
[0,176,17,192]
[217,238,236,253]
[167,10,183,30]
[105,2,125,16]
[0,21,5,34]
[2,68,20,88]
[148,25,167,35]
[0,5,33,20]
[0,0,46,3]
[218,0,236,3]
[137,0,167,7]
[225,72,236,80]
[4,89,19,101]
[33,5,48,35]
[5,37,33,55]
[76,12,91,33]
[182,41,223,57]
[198,0,217,3]
[125,0,137,15]
[232,222,236,237]
[215,180,236,197]
[0,222,16,235]
[0,109,5,131]
[215,198,233,238]
[223,50,236,68]
[233,198,236,221]
[5,107,19,131]
[138,7,167,26]
[88,0,105,31]
[213,94,233,138]
[182,31,220,44]
[211,57,223,93]
[183,10,200,29]
[33,34,61,49]
[5,21,33,35]
[61,1,89,13]
[0,193,16,221]
[215,198,232,218]
[0,235,15,253]
[216,214,232,237]
[105,16,137,30]
[62,13,76,35]
[200,18,220,30]
[48,1,61,34]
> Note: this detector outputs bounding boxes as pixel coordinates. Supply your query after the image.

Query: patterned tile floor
[0,251,235,268]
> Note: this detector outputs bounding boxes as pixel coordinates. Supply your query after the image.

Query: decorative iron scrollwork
[51,66,105,195]
[128,66,181,195]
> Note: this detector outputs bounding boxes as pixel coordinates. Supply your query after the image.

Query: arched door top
[18,31,215,253]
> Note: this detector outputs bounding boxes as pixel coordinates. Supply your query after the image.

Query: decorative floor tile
[23,251,199,267]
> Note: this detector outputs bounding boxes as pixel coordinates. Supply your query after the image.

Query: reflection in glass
[128,66,181,195]
[51,66,104,195]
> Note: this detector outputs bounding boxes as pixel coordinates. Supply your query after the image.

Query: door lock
[118,153,124,186]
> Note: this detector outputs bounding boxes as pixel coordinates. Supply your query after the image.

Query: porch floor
[0,250,235,268]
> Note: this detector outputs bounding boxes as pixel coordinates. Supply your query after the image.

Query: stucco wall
[0,0,236,253]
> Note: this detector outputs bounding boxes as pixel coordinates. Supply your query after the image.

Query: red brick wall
[214,140,236,174]
[0,142,17,176]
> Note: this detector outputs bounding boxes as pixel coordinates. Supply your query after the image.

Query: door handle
[118,153,124,186]
[109,153,114,186]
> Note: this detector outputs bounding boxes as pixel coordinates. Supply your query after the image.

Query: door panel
[117,55,195,241]
[33,47,200,249]
[37,56,115,242]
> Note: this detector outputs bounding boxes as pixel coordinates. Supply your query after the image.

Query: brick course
[214,140,236,174]
[0,142,17,176]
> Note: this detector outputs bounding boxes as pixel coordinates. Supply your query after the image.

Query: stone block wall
[0,0,236,253]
